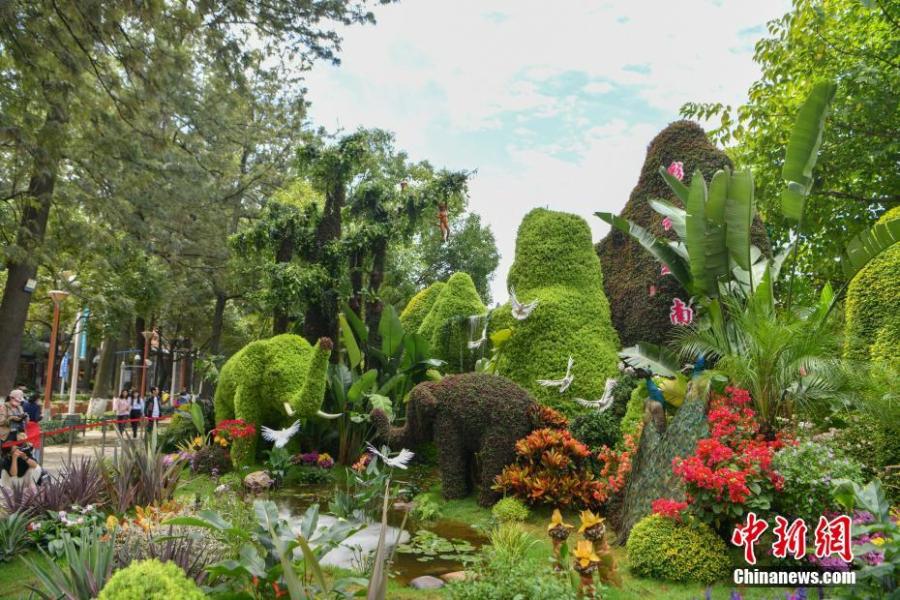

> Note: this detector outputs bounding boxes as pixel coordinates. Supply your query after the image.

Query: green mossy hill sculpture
[371,373,536,506]
[844,205,900,364]
[596,120,769,347]
[214,334,332,464]
[98,559,206,600]
[493,209,620,417]
[400,281,446,333]
[417,272,486,372]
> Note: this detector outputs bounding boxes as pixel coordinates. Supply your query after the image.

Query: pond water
[271,482,487,584]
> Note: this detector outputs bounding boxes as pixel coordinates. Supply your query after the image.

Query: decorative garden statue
[370,372,537,506]
[214,334,336,464]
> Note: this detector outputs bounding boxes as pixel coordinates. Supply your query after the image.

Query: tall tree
[0,0,394,395]
[681,0,899,298]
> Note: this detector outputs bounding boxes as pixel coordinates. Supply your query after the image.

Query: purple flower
[862,551,884,566]
[299,451,320,466]
[852,510,875,525]
[730,591,743,600]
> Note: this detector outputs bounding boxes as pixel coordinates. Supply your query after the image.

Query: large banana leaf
[378,304,404,358]
[706,169,729,224]
[841,217,900,280]
[619,342,680,378]
[658,165,689,205]
[596,211,692,290]
[648,198,686,240]
[781,81,837,222]
[725,169,755,272]
[704,223,729,296]
[338,313,362,370]
[685,171,709,294]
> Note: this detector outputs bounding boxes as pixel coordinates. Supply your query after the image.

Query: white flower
[58,511,67,520]
[215,484,228,494]
[83,504,95,513]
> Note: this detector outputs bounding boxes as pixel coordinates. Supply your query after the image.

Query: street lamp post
[43,290,70,414]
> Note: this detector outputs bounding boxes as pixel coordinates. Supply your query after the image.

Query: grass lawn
[0,550,49,599]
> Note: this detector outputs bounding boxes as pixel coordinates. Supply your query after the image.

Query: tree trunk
[209,292,227,355]
[365,237,388,350]
[0,100,68,397]
[303,184,345,344]
[91,337,117,399]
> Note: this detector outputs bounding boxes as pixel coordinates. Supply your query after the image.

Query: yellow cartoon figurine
[573,539,601,597]
[547,508,574,570]
[578,510,621,588]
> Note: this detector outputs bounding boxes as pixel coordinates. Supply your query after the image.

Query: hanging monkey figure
[437,202,450,242]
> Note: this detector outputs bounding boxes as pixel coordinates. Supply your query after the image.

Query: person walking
[0,390,28,441]
[113,390,131,436]
[128,391,144,438]
[144,386,162,435]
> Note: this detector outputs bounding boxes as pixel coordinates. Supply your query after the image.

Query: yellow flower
[573,540,600,568]
[191,436,203,449]
[547,508,573,532]
[105,515,119,531]
[578,510,604,533]
[214,436,229,447]
[872,537,885,546]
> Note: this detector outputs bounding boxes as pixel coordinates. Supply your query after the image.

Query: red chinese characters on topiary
[655,387,788,528]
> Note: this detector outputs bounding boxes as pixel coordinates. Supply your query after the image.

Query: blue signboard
[59,352,69,380]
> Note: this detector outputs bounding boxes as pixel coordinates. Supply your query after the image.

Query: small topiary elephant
[214,334,336,463]
[370,372,537,506]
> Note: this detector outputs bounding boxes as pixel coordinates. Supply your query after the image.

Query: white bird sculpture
[575,378,617,412]
[365,442,415,470]
[468,323,488,350]
[510,287,539,320]
[537,356,575,393]
[260,420,301,449]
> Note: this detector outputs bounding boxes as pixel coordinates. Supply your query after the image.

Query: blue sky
[303,0,792,303]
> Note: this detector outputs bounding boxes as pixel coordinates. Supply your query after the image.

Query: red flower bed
[657,387,788,528]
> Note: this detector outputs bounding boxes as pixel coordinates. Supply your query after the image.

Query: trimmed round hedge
[596,121,769,347]
[844,205,900,364]
[418,272,486,372]
[626,514,731,584]
[494,209,620,417]
[97,559,205,600]
[400,281,446,333]
[492,497,530,523]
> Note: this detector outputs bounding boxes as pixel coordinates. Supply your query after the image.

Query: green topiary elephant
[371,372,537,507]
[214,334,336,464]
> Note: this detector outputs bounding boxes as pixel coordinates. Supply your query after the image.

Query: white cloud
[302,0,792,302]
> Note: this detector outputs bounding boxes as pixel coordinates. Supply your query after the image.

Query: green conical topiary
[400,281,446,333]
[844,205,900,364]
[418,272,486,372]
[596,120,769,347]
[493,209,620,417]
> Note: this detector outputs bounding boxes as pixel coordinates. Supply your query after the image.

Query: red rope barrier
[2,414,174,448]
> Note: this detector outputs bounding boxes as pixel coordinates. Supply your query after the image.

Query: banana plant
[328,303,444,464]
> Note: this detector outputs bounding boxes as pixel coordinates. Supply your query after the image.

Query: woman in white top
[128,391,144,438]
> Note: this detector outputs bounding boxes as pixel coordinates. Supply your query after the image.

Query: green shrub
[98,559,205,600]
[491,497,530,523]
[418,272,486,372]
[626,514,731,584]
[835,412,900,502]
[446,553,577,600]
[158,413,196,452]
[411,493,443,523]
[571,410,621,450]
[609,375,639,421]
[620,381,647,439]
[493,209,620,417]
[284,465,335,485]
[844,205,900,364]
[595,121,769,346]
[400,281,446,333]
[772,440,864,524]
